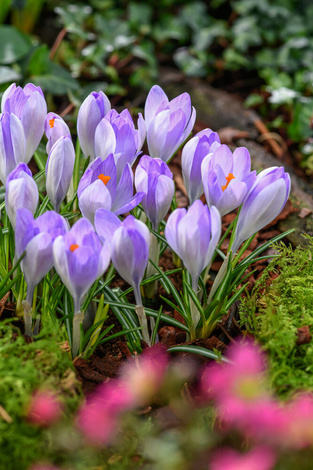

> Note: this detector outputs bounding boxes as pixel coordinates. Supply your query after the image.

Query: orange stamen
[221,173,235,191]
[98,174,111,185]
[49,118,55,129]
[70,243,79,252]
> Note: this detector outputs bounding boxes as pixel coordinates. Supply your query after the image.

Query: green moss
[240,236,313,397]
[0,320,81,470]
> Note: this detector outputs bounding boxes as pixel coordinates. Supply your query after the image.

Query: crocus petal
[79,179,112,223]
[144,85,169,128]
[23,232,53,287]
[0,112,26,184]
[94,209,121,243]
[94,117,116,160]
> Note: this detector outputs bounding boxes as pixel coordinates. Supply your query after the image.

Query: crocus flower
[232,166,291,253]
[144,85,196,162]
[46,136,75,212]
[95,210,150,306]
[15,208,68,303]
[77,155,144,224]
[201,144,256,216]
[77,90,111,160]
[210,446,276,470]
[44,112,71,154]
[27,390,63,428]
[5,163,38,229]
[181,128,220,205]
[165,200,221,291]
[1,83,47,163]
[0,112,26,184]
[52,217,111,315]
[135,155,174,230]
[94,108,146,180]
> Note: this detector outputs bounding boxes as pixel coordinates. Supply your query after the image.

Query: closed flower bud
[0,112,26,184]
[44,112,71,154]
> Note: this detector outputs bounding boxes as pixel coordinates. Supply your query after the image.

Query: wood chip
[298,207,313,219]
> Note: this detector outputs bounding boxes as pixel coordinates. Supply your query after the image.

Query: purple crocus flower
[165,200,221,291]
[144,85,196,162]
[1,83,47,163]
[135,155,174,230]
[95,210,150,306]
[52,217,111,316]
[201,145,256,216]
[44,112,71,154]
[232,167,291,253]
[46,136,75,213]
[15,208,68,303]
[94,109,146,180]
[5,163,38,229]
[181,128,220,205]
[77,155,144,223]
[0,112,26,184]
[77,91,111,160]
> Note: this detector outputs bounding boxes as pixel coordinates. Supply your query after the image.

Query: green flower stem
[22,300,33,338]
[135,305,150,345]
[144,232,160,299]
[72,311,84,357]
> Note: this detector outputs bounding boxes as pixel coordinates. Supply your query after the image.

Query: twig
[50,28,67,60]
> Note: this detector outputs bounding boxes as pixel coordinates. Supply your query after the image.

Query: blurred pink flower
[120,344,168,404]
[210,446,276,470]
[282,394,313,448]
[76,380,134,446]
[27,390,62,428]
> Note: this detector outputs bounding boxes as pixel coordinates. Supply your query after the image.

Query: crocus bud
[15,208,68,303]
[44,112,71,154]
[0,112,26,184]
[77,91,111,160]
[77,155,144,223]
[2,83,47,163]
[144,85,196,162]
[52,217,111,315]
[95,210,150,306]
[94,108,146,180]
[181,128,220,205]
[201,145,256,216]
[46,136,75,212]
[232,166,291,253]
[5,163,38,229]
[165,200,221,291]
[135,155,174,230]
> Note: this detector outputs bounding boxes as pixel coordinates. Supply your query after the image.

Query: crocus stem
[72,311,84,358]
[135,305,150,346]
[144,232,160,299]
[207,252,230,304]
[22,300,33,338]
[189,295,200,340]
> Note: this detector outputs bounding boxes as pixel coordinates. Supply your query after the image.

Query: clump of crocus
[1,83,47,163]
[53,217,111,356]
[5,163,38,229]
[0,112,26,184]
[201,144,256,216]
[210,446,276,470]
[94,108,146,180]
[27,390,63,428]
[77,155,144,224]
[181,128,220,205]
[77,90,111,160]
[45,136,75,213]
[15,208,68,336]
[144,85,196,162]
[232,166,291,253]
[95,209,150,344]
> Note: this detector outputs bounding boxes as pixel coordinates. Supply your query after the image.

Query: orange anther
[221,173,235,191]
[98,174,111,185]
[49,118,55,129]
[70,243,79,252]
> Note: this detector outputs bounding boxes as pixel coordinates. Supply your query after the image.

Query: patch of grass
[240,236,313,397]
[0,319,81,470]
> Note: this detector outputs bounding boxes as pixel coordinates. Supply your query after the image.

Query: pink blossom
[27,390,62,428]
[210,446,276,470]
[76,380,134,446]
[120,345,168,404]
[282,394,313,448]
